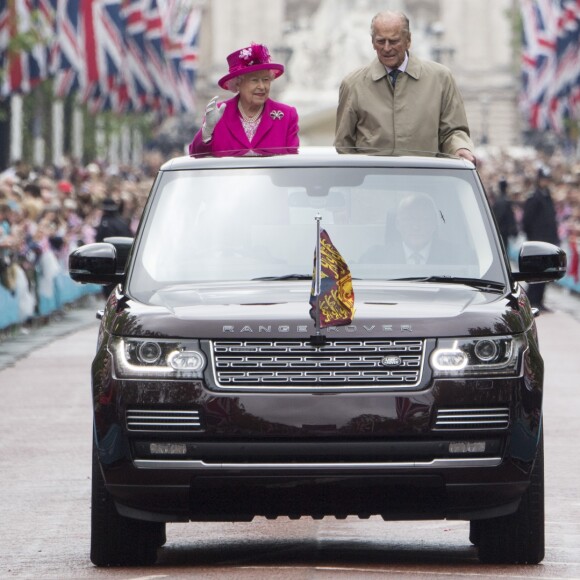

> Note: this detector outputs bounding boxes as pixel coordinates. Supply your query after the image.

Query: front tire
[91,442,162,566]
[477,431,545,564]
[469,520,481,546]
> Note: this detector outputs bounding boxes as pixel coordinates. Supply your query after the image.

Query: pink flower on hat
[239,48,253,61]
[239,44,271,66]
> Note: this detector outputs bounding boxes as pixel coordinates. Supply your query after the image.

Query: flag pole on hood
[312,213,323,342]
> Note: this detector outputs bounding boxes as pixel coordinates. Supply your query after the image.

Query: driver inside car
[361,193,459,265]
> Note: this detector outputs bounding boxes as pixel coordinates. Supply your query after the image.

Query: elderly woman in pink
[189,43,299,156]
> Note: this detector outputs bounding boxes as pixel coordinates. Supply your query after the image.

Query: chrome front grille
[211,339,425,390]
[434,407,510,430]
[126,409,202,431]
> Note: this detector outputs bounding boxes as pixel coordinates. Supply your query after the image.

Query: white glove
[201,96,226,143]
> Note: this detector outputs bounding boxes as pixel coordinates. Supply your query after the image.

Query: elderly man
[362,193,459,265]
[335,11,475,163]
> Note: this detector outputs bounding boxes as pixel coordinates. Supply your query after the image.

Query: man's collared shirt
[403,241,431,265]
[386,51,409,76]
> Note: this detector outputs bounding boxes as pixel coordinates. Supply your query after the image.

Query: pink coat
[189,95,299,156]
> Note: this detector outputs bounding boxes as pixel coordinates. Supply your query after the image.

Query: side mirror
[512,241,567,283]
[103,236,134,275]
[69,239,132,285]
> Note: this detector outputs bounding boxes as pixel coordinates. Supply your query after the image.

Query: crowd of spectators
[1,146,579,328]
[479,147,580,289]
[0,152,164,326]
[478,147,580,251]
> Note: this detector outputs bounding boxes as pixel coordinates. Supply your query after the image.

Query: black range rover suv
[70,149,566,566]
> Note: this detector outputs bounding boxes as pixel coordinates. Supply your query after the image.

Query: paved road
[1,286,579,579]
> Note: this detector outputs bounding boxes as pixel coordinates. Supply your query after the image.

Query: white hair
[370,11,411,38]
[226,69,277,92]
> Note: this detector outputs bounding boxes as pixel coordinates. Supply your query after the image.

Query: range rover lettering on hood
[222,324,414,333]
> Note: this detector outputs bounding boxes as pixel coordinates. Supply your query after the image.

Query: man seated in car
[362,192,458,265]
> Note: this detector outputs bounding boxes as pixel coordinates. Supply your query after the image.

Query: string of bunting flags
[520,0,580,134]
[4,2,578,131]
[0,0,201,115]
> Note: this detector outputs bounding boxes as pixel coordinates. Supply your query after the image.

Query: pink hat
[218,43,284,91]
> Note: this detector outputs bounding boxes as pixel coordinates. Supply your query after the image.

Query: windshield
[128,167,505,299]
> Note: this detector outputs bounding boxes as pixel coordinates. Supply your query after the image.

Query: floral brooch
[270,110,284,120]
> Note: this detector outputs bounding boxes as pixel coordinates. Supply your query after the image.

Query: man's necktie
[389,69,400,87]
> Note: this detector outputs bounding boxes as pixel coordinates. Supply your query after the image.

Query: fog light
[449,441,486,454]
[431,348,468,371]
[150,443,187,455]
[168,350,205,374]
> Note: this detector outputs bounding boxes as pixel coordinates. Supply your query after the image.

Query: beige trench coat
[334,53,474,156]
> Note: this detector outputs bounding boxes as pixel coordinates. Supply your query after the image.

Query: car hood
[110,280,527,338]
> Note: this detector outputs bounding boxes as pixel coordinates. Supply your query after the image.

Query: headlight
[110,337,206,379]
[431,335,526,377]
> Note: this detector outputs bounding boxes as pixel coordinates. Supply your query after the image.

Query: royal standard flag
[310,229,355,328]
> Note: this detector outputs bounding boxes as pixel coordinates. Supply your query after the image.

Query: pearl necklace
[238,102,263,122]
[238,102,264,141]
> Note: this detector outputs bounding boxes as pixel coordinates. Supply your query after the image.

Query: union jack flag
[52,0,80,97]
[0,0,54,97]
[121,0,153,111]
[144,0,173,112]
[0,0,201,114]
[520,0,580,133]
[165,2,200,113]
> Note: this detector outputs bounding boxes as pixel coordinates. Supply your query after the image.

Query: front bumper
[106,454,529,523]
[93,361,542,523]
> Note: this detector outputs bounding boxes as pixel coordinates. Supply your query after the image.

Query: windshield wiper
[392,276,506,292]
[252,274,313,281]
